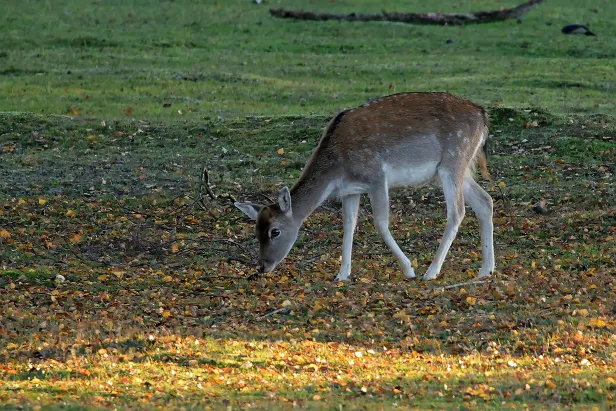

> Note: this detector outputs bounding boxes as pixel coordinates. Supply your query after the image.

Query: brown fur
[477,149,491,181]
[256,206,274,243]
[294,92,490,193]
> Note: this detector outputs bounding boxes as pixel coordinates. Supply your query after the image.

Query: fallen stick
[431,279,490,292]
[257,307,292,320]
[202,166,237,205]
[270,0,543,26]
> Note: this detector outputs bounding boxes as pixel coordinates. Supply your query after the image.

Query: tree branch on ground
[257,308,292,320]
[429,279,490,293]
[270,0,543,26]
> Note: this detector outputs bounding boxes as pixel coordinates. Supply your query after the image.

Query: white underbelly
[334,161,439,197]
[383,161,438,188]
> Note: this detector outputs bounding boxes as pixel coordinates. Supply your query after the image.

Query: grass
[0,0,615,119]
[1,0,616,409]
[1,110,615,409]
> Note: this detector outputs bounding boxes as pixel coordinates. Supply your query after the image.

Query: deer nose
[257,262,265,273]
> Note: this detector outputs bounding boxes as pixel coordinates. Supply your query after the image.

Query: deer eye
[270,228,281,238]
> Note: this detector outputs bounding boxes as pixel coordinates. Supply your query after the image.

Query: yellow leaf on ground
[66,209,76,217]
[0,229,10,239]
[277,148,285,155]
[393,309,409,320]
[38,198,47,205]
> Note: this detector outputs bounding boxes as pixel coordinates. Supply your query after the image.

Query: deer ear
[234,202,263,221]
[277,186,292,215]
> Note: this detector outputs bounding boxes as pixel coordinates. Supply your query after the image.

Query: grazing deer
[235,92,495,281]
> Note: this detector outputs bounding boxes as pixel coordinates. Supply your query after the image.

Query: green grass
[1,0,616,409]
[1,0,615,120]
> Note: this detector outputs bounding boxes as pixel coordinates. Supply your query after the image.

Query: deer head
[235,187,300,273]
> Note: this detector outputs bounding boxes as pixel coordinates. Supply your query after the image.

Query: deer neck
[290,164,336,224]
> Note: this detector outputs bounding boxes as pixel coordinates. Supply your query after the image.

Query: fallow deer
[235,92,495,281]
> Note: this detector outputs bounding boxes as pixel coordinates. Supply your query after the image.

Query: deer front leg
[368,184,415,279]
[335,194,360,281]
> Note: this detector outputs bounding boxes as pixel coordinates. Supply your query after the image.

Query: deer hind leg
[368,183,415,279]
[335,194,360,281]
[463,175,495,278]
[424,169,465,280]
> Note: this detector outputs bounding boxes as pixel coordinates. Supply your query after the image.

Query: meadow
[1,0,615,409]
